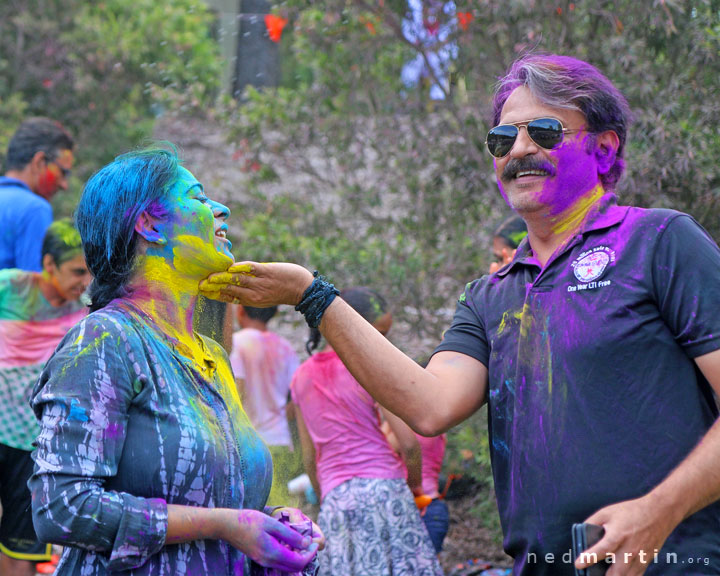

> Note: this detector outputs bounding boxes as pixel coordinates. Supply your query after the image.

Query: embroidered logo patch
[572,246,615,283]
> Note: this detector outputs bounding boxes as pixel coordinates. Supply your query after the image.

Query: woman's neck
[126,254,199,352]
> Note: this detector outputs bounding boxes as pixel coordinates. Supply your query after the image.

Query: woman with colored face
[28,146,322,576]
[0,219,89,576]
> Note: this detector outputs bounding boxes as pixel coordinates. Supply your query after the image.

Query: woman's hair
[305,286,388,355]
[42,218,83,266]
[75,145,179,312]
[492,53,632,190]
[494,215,528,249]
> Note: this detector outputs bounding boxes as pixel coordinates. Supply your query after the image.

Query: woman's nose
[210,199,230,220]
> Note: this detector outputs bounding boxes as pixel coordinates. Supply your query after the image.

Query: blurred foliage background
[2,0,719,547]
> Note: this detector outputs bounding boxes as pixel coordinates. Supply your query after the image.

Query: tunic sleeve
[29,313,168,571]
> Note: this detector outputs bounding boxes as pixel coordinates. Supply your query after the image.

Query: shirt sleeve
[652,214,720,358]
[15,201,52,272]
[431,279,490,367]
[29,314,168,571]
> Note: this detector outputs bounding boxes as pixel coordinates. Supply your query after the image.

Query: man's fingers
[228,261,257,275]
[203,272,252,287]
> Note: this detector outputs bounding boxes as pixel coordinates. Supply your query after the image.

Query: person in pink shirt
[415,434,449,554]
[0,218,90,576]
[382,413,450,554]
[230,304,300,506]
[291,287,442,576]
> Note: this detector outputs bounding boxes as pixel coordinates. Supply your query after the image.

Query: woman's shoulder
[49,303,150,374]
[67,303,137,340]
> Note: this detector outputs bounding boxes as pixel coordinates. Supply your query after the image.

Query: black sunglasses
[485,117,579,158]
[45,155,72,179]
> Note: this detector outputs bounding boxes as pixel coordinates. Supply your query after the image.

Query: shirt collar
[495,192,629,278]
[0,176,33,192]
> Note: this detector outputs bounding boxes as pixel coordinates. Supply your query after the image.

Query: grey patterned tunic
[29,299,272,575]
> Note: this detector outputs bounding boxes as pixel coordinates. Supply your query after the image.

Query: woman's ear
[594,130,620,176]
[134,211,167,246]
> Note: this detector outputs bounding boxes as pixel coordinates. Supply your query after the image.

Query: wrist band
[295,271,340,328]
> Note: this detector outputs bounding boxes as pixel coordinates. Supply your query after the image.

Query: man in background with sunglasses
[0,117,74,272]
[203,53,720,576]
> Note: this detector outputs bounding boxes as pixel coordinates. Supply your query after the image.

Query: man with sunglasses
[0,117,74,272]
[203,53,720,576]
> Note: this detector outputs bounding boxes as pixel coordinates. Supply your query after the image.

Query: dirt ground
[439,496,511,573]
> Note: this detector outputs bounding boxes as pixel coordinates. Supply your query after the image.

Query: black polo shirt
[435,194,720,575]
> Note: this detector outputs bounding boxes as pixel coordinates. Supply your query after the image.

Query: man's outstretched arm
[200,261,488,436]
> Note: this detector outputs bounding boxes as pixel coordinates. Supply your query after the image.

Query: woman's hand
[199,262,314,308]
[267,506,326,550]
[215,508,319,571]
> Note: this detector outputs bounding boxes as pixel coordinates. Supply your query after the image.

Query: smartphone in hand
[572,523,610,576]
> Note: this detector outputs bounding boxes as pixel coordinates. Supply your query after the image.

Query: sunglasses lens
[527,118,564,150]
[486,125,519,158]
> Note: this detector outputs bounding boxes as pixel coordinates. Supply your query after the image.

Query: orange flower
[457,12,473,31]
[265,14,288,43]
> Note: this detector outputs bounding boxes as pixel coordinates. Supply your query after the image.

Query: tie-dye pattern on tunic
[29,299,272,575]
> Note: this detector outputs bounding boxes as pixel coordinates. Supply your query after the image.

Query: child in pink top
[291,287,442,576]
[230,305,300,506]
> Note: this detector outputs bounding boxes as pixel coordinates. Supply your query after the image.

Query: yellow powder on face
[173,235,233,278]
[550,183,605,235]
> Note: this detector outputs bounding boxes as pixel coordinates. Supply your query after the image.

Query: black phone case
[572,523,610,576]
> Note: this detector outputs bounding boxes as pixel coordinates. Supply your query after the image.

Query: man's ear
[30,150,47,168]
[134,210,167,246]
[594,130,620,176]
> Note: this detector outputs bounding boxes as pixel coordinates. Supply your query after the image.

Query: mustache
[501,156,556,181]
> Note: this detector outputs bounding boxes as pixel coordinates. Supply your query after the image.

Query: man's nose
[508,125,540,158]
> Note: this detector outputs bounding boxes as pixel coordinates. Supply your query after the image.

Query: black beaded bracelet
[295,271,340,328]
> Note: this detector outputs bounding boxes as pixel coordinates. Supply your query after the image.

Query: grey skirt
[317,477,444,576]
